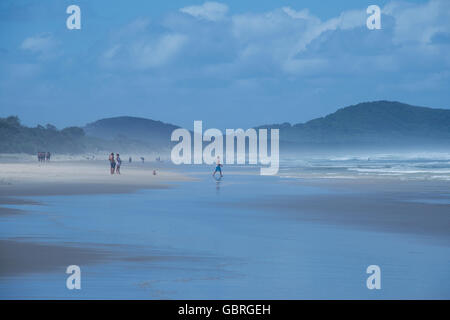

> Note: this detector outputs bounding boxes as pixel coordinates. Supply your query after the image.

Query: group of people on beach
[107,153,223,177]
[108,153,122,174]
[37,152,51,162]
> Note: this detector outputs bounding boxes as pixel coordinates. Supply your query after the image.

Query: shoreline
[0,160,196,280]
[0,160,192,215]
[0,160,449,298]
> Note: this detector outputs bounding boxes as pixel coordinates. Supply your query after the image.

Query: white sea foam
[278,152,450,181]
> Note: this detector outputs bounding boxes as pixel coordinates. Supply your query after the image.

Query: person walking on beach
[116,153,122,174]
[109,152,116,175]
[212,156,223,178]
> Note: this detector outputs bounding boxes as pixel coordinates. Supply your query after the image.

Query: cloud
[101,19,188,70]
[103,44,121,60]
[180,2,228,21]
[5,0,448,128]
[130,33,188,69]
[282,7,316,21]
[384,0,450,45]
[20,33,59,59]
[227,6,369,76]
[116,17,151,38]
[97,0,449,79]
[23,1,450,80]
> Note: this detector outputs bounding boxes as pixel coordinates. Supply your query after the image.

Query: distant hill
[84,116,179,149]
[258,101,450,148]
[0,115,179,155]
[0,116,86,154]
[2,101,449,155]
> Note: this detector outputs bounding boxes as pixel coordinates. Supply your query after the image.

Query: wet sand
[228,178,450,244]
[0,239,213,279]
[0,240,111,277]
[0,198,41,216]
[0,160,191,277]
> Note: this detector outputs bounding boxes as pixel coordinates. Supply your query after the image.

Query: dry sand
[0,160,190,201]
[0,159,192,221]
[0,160,189,217]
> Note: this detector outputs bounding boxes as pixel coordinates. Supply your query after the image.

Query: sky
[0,0,449,129]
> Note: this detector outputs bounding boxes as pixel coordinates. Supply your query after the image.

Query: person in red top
[109,153,116,175]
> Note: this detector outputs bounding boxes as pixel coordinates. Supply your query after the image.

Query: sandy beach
[0,159,194,287]
[0,160,189,197]
[1,159,449,299]
[0,159,191,217]
[0,159,191,219]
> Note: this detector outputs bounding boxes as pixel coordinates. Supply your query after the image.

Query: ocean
[279,152,450,181]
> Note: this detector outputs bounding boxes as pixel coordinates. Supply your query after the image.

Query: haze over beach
[1,99,450,298]
[1,0,449,301]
